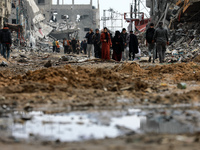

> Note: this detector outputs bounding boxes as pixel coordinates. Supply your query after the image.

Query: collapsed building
[0,0,11,29]
[145,0,200,63]
[8,0,100,41]
[146,0,200,27]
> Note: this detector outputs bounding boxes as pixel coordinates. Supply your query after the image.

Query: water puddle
[0,108,199,142]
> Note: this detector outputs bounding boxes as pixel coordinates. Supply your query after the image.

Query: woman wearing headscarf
[112,31,123,61]
[100,27,112,60]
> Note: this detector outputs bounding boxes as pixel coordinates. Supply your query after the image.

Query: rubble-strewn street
[1,0,200,150]
[0,48,200,149]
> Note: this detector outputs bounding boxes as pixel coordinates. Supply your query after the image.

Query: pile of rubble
[166,22,200,63]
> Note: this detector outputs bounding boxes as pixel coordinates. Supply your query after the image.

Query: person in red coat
[100,27,112,60]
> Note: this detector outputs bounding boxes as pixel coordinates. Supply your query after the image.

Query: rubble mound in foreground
[147,62,200,74]
[13,65,135,90]
[113,62,145,74]
[193,55,200,62]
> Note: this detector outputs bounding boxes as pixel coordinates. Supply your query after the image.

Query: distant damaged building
[35,0,100,40]
[146,0,200,27]
[0,0,11,28]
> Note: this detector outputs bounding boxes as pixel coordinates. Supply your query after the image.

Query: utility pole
[103,10,106,28]
[130,4,133,31]
[135,0,137,19]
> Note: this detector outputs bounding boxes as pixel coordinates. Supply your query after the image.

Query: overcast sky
[52,0,149,30]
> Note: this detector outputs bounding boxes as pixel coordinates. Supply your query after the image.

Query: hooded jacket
[1,27,12,45]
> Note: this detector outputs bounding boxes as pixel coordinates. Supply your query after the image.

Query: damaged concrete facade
[35,0,100,40]
[146,0,200,26]
[0,0,11,28]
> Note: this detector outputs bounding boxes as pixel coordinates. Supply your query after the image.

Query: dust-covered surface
[1,50,200,149]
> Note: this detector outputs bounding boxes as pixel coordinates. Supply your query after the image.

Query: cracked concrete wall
[146,0,177,22]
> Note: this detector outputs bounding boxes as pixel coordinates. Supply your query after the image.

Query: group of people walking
[85,27,139,62]
[51,21,169,63]
[146,22,169,63]
[0,24,12,61]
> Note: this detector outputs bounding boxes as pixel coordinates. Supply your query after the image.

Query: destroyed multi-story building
[35,0,100,40]
[146,0,200,27]
[0,0,11,28]
[9,0,100,40]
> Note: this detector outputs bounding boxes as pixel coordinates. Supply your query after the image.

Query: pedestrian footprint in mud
[153,22,169,63]
[100,27,112,60]
[146,23,156,63]
[0,24,12,60]
[126,31,139,61]
[112,30,123,61]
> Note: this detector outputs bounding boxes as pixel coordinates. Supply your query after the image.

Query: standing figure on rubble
[112,31,123,61]
[100,27,112,60]
[126,31,139,60]
[55,40,60,53]
[76,40,80,54]
[71,38,77,54]
[121,28,128,61]
[63,38,68,54]
[52,40,56,53]
[85,28,94,58]
[81,40,87,55]
[93,29,101,58]
[153,22,169,63]
[146,23,156,63]
[0,24,12,60]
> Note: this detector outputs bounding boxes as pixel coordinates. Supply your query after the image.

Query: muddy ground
[1,49,200,149]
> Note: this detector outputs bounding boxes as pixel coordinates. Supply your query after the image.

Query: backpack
[146,28,155,43]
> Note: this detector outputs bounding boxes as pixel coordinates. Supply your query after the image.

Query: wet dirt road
[1,51,200,149]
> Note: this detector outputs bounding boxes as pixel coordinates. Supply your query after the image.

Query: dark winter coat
[93,33,101,45]
[81,41,87,49]
[71,39,77,47]
[0,29,2,43]
[85,32,94,44]
[120,32,128,48]
[128,34,139,54]
[146,28,155,43]
[112,35,123,54]
[0,27,12,45]
[153,27,169,43]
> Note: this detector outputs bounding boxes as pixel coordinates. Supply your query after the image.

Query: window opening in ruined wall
[38,0,45,4]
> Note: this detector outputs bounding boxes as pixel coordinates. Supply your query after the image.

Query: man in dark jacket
[85,28,94,58]
[153,22,169,63]
[0,24,12,60]
[121,28,128,61]
[71,38,77,54]
[93,29,101,58]
[146,23,156,63]
[81,40,87,54]
[127,31,139,60]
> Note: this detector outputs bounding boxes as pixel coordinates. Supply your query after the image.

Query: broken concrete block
[177,83,187,89]
[44,60,52,68]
